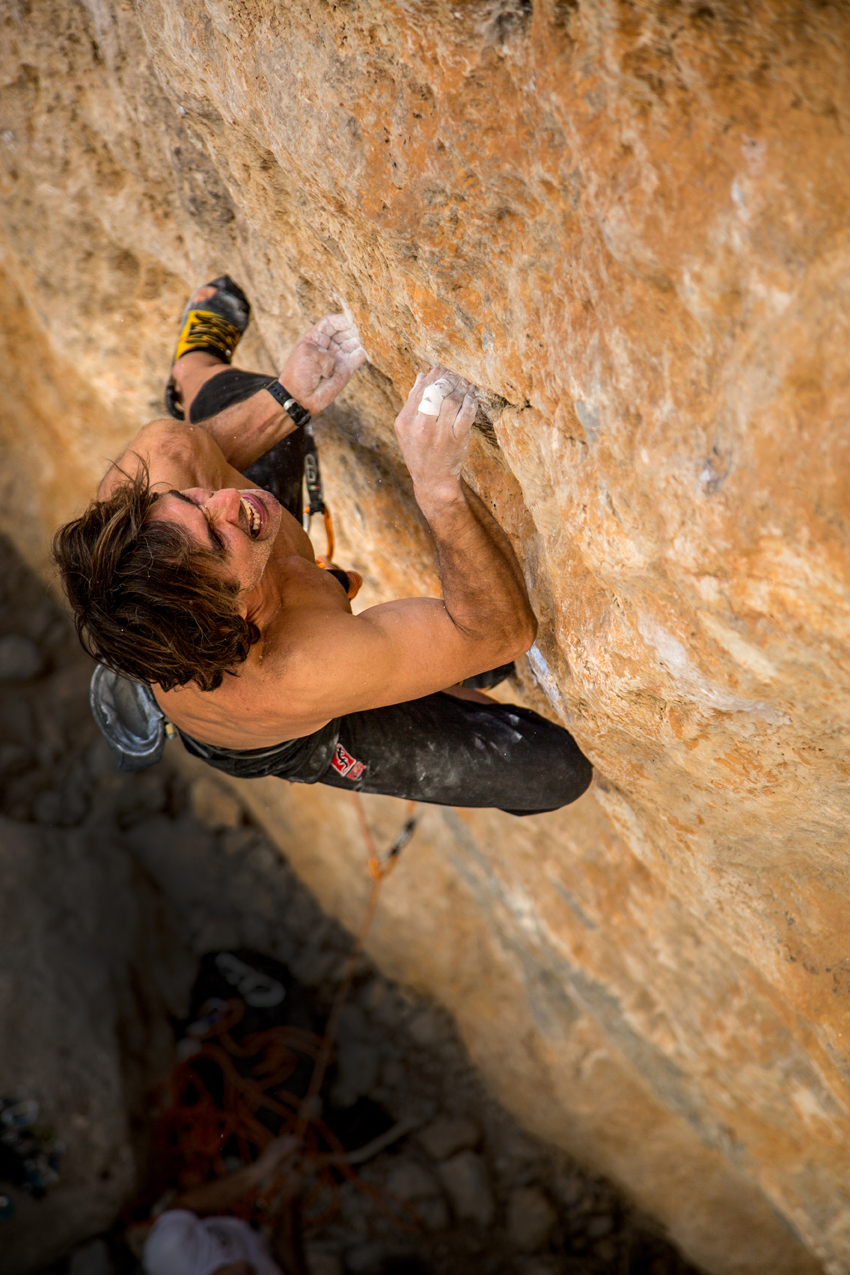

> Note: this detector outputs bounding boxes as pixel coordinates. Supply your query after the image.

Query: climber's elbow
[520,611,539,655]
[505,608,538,661]
[454,597,538,665]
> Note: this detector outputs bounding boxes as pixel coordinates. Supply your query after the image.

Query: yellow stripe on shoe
[174,309,243,362]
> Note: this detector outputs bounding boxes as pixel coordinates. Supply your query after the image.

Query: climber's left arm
[97,315,366,493]
[189,313,367,471]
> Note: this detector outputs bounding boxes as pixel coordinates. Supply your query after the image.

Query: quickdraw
[302,422,335,562]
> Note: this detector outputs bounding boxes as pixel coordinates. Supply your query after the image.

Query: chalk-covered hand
[394,366,477,505]
[278,314,367,415]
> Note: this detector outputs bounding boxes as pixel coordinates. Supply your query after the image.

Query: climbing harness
[303,419,335,564]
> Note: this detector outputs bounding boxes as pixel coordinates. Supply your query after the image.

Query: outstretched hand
[394,366,478,505]
[278,314,367,415]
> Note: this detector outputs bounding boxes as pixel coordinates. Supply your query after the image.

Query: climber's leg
[166,275,252,419]
[319,692,592,815]
[170,349,228,419]
[165,280,306,520]
[177,693,592,816]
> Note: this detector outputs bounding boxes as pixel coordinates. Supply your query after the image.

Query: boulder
[507,1186,558,1253]
[438,1150,495,1228]
[0,817,188,1274]
[417,1117,481,1163]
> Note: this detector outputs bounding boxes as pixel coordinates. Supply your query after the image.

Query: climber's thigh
[190,367,306,521]
[189,367,274,423]
[317,692,593,815]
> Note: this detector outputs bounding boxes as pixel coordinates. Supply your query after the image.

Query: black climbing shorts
[179,693,592,817]
[180,365,593,815]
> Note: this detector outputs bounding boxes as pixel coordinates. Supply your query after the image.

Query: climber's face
[148,485,283,601]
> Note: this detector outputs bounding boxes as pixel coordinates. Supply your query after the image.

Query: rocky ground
[0,530,700,1275]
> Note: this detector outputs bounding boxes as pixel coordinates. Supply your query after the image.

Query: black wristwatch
[265,379,312,429]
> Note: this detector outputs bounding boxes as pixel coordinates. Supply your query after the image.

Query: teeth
[241,497,261,537]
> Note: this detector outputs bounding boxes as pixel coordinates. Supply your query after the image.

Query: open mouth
[239,493,264,539]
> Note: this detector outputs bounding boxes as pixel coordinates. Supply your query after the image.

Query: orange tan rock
[1,2,848,1272]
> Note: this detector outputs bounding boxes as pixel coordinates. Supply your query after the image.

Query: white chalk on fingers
[334,334,361,352]
[419,378,455,415]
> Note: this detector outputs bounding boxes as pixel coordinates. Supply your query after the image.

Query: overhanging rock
[1,2,848,1272]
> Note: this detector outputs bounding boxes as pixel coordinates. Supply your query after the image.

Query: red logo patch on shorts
[330,743,365,780]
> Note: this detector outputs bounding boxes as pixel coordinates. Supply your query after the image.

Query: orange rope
[294,796,417,1139]
[144,795,420,1234]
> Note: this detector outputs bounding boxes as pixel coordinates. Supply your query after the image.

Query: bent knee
[528,733,593,813]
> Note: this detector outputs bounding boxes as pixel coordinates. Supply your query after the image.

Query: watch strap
[264,379,312,429]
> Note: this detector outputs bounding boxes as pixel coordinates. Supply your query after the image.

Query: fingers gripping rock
[419,378,457,416]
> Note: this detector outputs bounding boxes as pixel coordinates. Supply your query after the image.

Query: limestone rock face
[1,2,849,1273]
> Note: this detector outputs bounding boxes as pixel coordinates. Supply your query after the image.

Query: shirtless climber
[53,277,592,815]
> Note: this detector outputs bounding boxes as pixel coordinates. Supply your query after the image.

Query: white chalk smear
[637,614,789,723]
[527,644,564,714]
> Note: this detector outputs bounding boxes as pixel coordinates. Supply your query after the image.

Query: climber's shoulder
[148,553,359,748]
[97,417,232,501]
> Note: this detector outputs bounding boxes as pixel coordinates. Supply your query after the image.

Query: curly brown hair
[52,465,259,692]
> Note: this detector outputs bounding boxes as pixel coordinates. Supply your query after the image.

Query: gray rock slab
[439,1149,495,1227]
[0,816,191,1274]
[507,1185,558,1252]
[418,1115,481,1161]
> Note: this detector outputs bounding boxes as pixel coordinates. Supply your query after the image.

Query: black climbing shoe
[165,274,252,420]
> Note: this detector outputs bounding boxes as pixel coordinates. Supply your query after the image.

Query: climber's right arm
[395,367,537,656]
[240,371,538,726]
